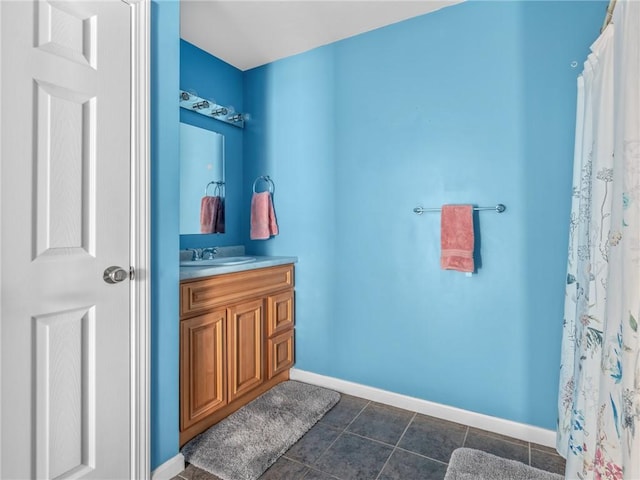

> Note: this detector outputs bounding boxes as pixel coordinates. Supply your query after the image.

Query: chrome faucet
[187,248,202,261]
[201,247,218,260]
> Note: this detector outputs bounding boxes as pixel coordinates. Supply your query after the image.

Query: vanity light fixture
[211,107,228,116]
[179,89,245,129]
[192,100,210,110]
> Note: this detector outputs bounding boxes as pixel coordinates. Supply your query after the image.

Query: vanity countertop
[179,255,298,281]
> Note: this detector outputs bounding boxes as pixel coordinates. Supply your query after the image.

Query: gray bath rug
[445,448,563,480]
[181,380,340,480]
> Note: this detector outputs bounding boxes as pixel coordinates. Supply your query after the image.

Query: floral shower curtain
[557,1,640,479]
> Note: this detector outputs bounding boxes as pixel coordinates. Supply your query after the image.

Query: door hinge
[129,266,135,280]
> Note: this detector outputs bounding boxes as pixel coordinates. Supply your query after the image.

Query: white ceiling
[180,1,463,71]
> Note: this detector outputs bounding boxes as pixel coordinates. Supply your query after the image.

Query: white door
[1,1,134,478]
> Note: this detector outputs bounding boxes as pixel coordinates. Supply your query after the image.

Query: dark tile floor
[173,394,566,480]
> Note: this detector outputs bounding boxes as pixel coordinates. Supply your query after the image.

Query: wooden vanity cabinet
[179,264,295,446]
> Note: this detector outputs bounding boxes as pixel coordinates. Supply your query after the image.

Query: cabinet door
[268,329,295,379]
[227,299,264,402]
[267,289,294,336]
[180,311,227,431]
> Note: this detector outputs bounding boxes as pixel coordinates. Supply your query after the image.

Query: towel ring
[205,181,224,196]
[252,175,274,194]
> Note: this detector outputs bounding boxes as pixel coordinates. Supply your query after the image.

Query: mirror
[180,122,225,234]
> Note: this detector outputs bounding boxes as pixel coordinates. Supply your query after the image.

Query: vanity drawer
[180,264,294,317]
[267,289,294,336]
[267,329,294,379]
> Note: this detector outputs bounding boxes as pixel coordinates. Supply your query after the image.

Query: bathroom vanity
[179,257,297,445]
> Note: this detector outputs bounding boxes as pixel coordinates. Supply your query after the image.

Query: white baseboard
[290,368,556,448]
[151,453,185,480]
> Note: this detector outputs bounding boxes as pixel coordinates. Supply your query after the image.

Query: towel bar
[413,204,506,215]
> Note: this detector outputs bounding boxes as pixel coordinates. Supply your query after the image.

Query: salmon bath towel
[440,205,474,273]
[250,192,278,240]
[200,196,219,233]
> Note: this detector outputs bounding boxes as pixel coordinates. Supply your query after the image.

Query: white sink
[180,256,256,267]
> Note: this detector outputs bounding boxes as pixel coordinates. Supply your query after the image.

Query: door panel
[34,307,96,479]
[1,1,133,478]
[37,1,98,69]
[181,311,227,430]
[227,299,264,402]
[34,80,97,258]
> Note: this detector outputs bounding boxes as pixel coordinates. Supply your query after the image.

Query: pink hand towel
[250,192,279,240]
[200,196,219,234]
[440,205,475,273]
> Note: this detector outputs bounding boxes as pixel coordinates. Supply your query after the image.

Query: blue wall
[150,0,180,470]
[151,0,605,469]
[180,40,245,249]
[243,46,338,372]
[242,1,604,430]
